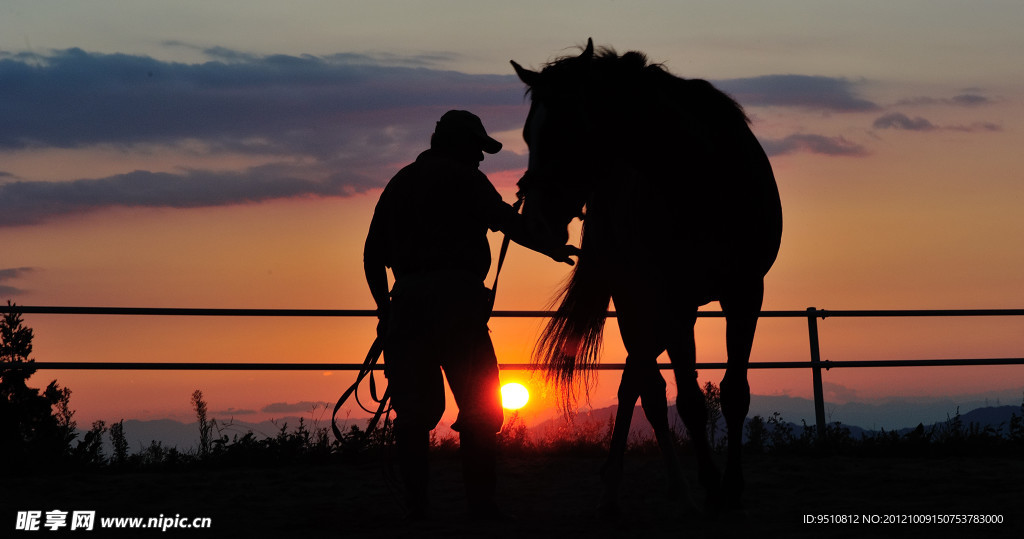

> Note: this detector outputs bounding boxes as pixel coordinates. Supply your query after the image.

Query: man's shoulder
[390,152,431,180]
[381,153,432,193]
[395,150,493,186]
[381,150,502,210]
[415,149,482,174]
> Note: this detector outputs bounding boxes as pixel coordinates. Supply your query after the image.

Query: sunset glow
[501,383,530,410]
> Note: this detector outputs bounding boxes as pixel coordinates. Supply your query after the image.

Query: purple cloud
[0,47,534,226]
[715,75,879,112]
[0,47,526,154]
[1,49,885,154]
[0,166,378,227]
[0,47,905,226]
[873,113,936,131]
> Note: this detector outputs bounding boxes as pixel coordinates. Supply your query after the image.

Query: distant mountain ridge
[529,402,1023,444]
[97,396,1022,453]
[102,415,334,455]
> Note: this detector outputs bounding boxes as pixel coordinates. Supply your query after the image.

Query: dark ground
[4,453,1022,538]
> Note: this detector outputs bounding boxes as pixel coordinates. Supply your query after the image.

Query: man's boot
[396,425,430,519]
[460,430,500,519]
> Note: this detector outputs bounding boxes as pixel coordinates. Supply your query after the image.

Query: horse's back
[625,80,782,296]
[656,99,782,276]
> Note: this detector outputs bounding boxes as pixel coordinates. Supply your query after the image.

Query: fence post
[807,307,827,441]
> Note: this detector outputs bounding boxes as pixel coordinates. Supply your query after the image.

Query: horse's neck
[585,164,675,248]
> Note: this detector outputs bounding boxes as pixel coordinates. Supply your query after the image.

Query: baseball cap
[434,110,503,154]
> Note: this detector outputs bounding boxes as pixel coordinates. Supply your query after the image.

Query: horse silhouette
[512,39,782,515]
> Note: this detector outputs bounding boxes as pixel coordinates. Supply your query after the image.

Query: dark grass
[5,381,1023,537]
[4,451,1022,538]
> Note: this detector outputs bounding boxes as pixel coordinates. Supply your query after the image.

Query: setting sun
[500,382,530,410]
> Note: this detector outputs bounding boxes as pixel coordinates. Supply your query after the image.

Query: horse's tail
[533,223,611,407]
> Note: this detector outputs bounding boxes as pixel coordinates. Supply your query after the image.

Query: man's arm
[493,202,580,265]
[471,171,579,265]
[363,213,391,332]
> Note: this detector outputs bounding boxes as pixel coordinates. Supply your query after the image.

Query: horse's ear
[581,38,594,59]
[511,60,539,87]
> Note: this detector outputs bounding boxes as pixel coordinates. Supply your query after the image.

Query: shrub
[109,419,129,466]
[744,415,766,454]
[0,304,77,466]
[498,412,532,454]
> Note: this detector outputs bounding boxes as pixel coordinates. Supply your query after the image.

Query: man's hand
[549,244,581,266]
[375,304,391,339]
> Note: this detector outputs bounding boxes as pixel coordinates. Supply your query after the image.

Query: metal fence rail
[8,305,1024,317]
[2,304,1023,437]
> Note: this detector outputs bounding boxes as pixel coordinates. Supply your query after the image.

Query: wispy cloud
[873,112,1001,133]
[895,93,994,107]
[823,382,862,403]
[873,113,937,131]
[162,41,461,69]
[945,122,1002,133]
[261,401,330,414]
[211,407,258,416]
[715,75,879,112]
[761,134,868,157]
[0,267,34,297]
[951,93,992,106]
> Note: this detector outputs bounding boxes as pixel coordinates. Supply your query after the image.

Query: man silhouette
[364,110,576,519]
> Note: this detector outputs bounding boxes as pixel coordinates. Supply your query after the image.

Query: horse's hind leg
[719,279,764,509]
[598,359,642,515]
[636,362,697,514]
[667,312,721,508]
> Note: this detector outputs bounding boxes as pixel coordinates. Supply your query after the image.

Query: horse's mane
[535,45,750,125]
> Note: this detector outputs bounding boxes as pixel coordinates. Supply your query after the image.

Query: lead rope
[331,195,525,445]
[487,196,524,318]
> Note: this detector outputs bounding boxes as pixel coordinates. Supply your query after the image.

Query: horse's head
[511,39,600,246]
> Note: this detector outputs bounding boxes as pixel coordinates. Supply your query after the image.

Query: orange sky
[2,3,1024,430]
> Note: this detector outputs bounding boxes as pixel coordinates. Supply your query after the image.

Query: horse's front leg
[719,280,763,510]
[598,359,641,516]
[720,370,749,507]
